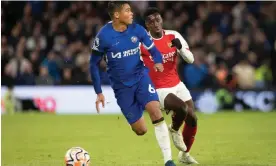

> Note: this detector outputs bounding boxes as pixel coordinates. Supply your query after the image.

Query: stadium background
[1,1,276,166]
[1,1,276,113]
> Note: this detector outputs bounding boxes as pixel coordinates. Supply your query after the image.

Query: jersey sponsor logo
[92,37,100,51]
[131,36,138,43]
[111,46,140,59]
[111,52,122,59]
[149,51,176,63]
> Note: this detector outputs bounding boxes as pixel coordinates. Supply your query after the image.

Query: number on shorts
[148,84,156,93]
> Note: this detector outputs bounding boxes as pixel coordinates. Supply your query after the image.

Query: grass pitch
[2,111,276,166]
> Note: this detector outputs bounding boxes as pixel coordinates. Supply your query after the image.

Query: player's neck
[112,21,127,32]
[150,31,163,40]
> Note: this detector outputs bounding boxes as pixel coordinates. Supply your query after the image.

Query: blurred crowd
[1,1,276,90]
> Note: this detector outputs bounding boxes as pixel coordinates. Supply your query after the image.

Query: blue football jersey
[91,22,155,88]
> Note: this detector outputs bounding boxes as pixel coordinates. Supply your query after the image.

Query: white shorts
[156,82,192,109]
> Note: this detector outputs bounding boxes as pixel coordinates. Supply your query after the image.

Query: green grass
[2,111,276,166]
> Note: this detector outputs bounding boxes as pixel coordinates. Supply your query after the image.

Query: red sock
[182,124,197,152]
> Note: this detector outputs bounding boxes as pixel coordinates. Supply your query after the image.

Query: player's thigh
[114,86,144,125]
[156,86,178,109]
[163,93,188,113]
[135,74,162,121]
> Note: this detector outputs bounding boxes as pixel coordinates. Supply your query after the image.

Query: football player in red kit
[140,8,198,164]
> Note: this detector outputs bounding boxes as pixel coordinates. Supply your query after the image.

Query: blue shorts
[114,73,159,124]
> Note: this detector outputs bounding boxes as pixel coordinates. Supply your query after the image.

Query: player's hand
[154,63,164,72]
[96,93,105,114]
[171,38,182,50]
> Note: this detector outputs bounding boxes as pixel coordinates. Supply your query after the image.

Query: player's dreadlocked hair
[143,7,160,21]
[107,1,130,19]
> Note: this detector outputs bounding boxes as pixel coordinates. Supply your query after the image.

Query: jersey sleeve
[140,44,147,56]
[91,30,107,53]
[136,24,154,50]
[172,31,194,63]
[90,31,107,94]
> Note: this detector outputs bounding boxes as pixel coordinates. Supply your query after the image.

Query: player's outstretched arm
[170,31,194,64]
[90,50,105,113]
[90,30,108,113]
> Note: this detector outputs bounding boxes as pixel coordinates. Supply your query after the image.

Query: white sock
[154,121,172,164]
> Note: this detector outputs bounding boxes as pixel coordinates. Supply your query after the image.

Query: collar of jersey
[109,22,129,37]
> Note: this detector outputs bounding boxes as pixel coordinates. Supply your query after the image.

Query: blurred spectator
[72,63,89,85]
[16,64,35,85]
[215,62,229,85]
[35,66,54,85]
[1,36,14,75]
[233,58,255,89]
[26,22,47,51]
[7,44,31,77]
[61,68,74,85]
[41,51,60,83]
[2,65,16,87]
[29,51,41,76]
[8,23,22,48]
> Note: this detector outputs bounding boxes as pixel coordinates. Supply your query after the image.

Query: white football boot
[178,151,199,164]
[168,124,187,152]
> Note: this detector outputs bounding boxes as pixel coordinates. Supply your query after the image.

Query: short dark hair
[144,7,160,20]
[108,1,129,18]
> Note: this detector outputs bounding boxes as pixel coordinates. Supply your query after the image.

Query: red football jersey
[141,30,182,89]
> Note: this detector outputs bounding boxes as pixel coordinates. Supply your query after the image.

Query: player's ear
[114,12,119,19]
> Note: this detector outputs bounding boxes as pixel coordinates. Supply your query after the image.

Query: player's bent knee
[136,129,147,136]
[132,127,147,136]
[130,117,147,136]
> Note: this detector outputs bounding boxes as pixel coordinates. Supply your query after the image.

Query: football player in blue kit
[89,1,176,166]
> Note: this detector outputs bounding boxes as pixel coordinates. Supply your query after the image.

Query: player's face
[117,4,133,25]
[146,13,163,34]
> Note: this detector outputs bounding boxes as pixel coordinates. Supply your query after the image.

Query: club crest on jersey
[167,42,172,47]
[131,36,138,43]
